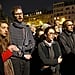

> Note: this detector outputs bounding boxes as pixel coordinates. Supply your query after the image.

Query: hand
[58,56,62,63]
[7,45,19,52]
[24,54,32,60]
[42,66,49,69]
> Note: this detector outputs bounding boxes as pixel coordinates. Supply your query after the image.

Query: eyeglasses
[15,13,23,15]
[48,32,55,35]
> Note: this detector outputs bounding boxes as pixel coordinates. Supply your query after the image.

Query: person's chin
[18,19,23,22]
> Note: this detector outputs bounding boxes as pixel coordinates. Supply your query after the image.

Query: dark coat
[57,30,75,75]
[57,30,75,55]
[38,41,62,70]
[0,54,4,75]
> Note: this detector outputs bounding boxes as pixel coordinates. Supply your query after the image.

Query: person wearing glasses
[57,20,75,75]
[9,6,35,75]
[38,26,62,75]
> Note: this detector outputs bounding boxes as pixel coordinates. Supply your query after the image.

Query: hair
[0,20,9,53]
[35,28,44,37]
[11,5,23,17]
[54,19,60,26]
[0,20,8,25]
[44,26,55,35]
[62,19,74,30]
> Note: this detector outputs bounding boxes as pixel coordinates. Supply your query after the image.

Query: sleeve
[1,49,13,62]
[24,26,35,54]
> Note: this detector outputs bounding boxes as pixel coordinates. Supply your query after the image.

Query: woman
[38,26,62,75]
[0,20,19,75]
[0,45,19,75]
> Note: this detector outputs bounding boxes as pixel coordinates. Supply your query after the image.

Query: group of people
[28,17,75,75]
[0,5,35,75]
[0,4,75,75]
[30,19,75,75]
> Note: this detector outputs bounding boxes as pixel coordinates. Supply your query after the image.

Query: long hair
[0,20,10,53]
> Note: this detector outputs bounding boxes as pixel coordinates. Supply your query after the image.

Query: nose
[5,28,8,32]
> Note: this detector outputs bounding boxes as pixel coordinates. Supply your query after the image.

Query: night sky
[0,0,64,16]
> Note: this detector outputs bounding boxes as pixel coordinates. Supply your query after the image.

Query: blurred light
[27,22,31,25]
[54,17,56,20]
[57,17,59,19]
[60,17,66,24]
[25,14,29,17]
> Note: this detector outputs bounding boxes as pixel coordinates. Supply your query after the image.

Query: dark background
[0,0,65,16]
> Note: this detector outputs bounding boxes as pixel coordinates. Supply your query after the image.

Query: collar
[44,40,54,47]
[64,30,73,36]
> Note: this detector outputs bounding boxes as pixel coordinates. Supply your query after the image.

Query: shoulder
[38,41,45,47]
[9,22,15,27]
[58,32,67,39]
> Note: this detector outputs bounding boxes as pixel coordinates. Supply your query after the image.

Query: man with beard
[9,6,35,75]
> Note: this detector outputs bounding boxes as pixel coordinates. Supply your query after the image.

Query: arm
[23,26,35,60]
[24,26,35,53]
[2,45,19,62]
[1,49,13,62]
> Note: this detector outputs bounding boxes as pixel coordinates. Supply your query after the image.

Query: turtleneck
[64,30,73,36]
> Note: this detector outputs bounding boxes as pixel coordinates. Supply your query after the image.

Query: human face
[66,21,74,32]
[46,29,55,42]
[14,9,23,22]
[39,31,44,37]
[55,25,60,33]
[0,23,9,37]
[55,20,60,26]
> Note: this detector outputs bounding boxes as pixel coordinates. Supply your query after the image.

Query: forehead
[0,23,8,27]
[48,29,55,32]
[15,9,23,13]
[66,21,73,25]
[39,31,44,34]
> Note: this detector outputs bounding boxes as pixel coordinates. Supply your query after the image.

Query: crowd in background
[0,3,75,75]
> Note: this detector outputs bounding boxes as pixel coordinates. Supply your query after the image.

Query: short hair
[11,5,22,16]
[44,26,55,35]
[62,20,74,29]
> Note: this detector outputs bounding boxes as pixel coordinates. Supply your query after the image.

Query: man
[9,6,35,75]
[57,20,75,75]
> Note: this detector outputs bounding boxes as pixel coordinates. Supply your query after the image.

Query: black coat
[0,54,4,75]
[38,41,62,68]
[57,30,75,75]
[57,30,75,55]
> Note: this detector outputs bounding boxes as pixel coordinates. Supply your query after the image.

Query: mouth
[18,17,23,19]
[5,32,8,35]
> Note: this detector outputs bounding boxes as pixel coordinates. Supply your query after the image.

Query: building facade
[24,0,75,26]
